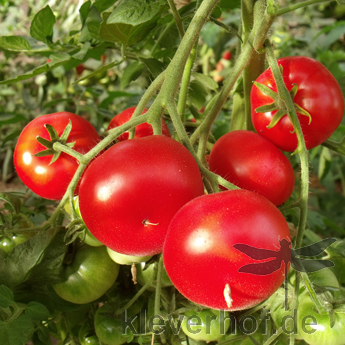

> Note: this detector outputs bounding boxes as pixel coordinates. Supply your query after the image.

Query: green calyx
[34,120,76,164]
[254,81,312,130]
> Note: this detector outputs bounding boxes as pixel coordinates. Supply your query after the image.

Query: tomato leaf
[0,36,31,51]
[120,61,145,89]
[93,0,118,13]
[0,314,35,345]
[107,0,166,26]
[192,72,219,91]
[25,301,50,321]
[30,6,56,44]
[0,285,14,308]
[188,80,208,109]
[0,192,22,214]
[139,57,165,78]
[0,227,67,287]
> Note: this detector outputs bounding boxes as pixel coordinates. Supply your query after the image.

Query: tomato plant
[0,233,31,253]
[251,56,345,152]
[209,130,295,206]
[181,309,231,342]
[14,112,101,200]
[78,135,204,256]
[107,107,171,141]
[135,261,172,290]
[163,189,291,311]
[53,244,120,304]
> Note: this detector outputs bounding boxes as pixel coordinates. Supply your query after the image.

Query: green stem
[52,142,88,164]
[167,0,185,39]
[190,4,276,152]
[118,280,153,314]
[262,327,284,345]
[264,40,311,320]
[177,41,198,121]
[128,71,166,139]
[154,255,166,343]
[277,0,335,16]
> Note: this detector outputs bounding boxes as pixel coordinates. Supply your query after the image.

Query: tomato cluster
[12,55,345,345]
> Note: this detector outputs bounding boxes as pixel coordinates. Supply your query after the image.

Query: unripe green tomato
[298,295,345,345]
[53,245,120,304]
[135,261,172,290]
[78,323,99,345]
[0,233,34,253]
[107,247,152,265]
[95,303,138,345]
[181,309,231,342]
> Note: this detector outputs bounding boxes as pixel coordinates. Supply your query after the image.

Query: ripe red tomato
[107,107,171,141]
[251,56,344,152]
[163,189,291,311]
[14,112,100,200]
[209,130,295,206]
[78,136,204,256]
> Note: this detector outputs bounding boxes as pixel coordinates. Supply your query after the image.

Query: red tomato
[209,130,295,206]
[251,56,344,152]
[222,51,232,60]
[107,107,171,141]
[14,112,100,200]
[78,136,204,256]
[76,64,86,75]
[163,189,291,311]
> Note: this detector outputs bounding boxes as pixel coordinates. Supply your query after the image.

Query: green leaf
[0,227,67,287]
[139,57,164,78]
[0,36,31,51]
[0,314,35,345]
[120,61,145,89]
[72,42,91,60]
[188,80,208,109]
[107,0,165,26]
[25,301,50,321]
[93,0,118,13]
[318,147,332,182]
[0,113,26,125]
[30,6,56,44]
[0,285,14,308]
[100,91,138,108]
[79,0,91,23]
[218,0,241,9]
[99,12,159,47]
[0,193,22,214]
[191,72,219,91]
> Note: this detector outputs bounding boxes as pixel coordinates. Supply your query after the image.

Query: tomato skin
[251,56,345,152]
[135,261,172,290]
[53,245,120,304]
[14,112,101,200]
[298,296,345,345]
[209,130,295,206]
[181,309,231,342]
[107,107,171,141]
[163,189,291,311]
[79,135,204,256]
[0,234,31,253]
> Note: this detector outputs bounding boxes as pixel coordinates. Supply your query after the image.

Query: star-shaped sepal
[254,81,312,131]
[34,120,76,164]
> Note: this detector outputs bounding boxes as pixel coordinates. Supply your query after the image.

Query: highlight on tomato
[251,56,345,152]
[209,130,295,206]
[14,112,101,200]
[163,189,291,311]
[107,107,171,141]
[78,135,205,257]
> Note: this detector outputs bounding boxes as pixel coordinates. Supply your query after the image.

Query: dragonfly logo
[234,238,336,309]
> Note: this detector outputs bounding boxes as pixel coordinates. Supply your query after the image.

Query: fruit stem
[167,0,185,39]
[277,0,335,16]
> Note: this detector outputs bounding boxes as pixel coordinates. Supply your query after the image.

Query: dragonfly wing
[238,259,283,275]
[291,258,334,273]
[293,238,337,257]
[234,243,278,260]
